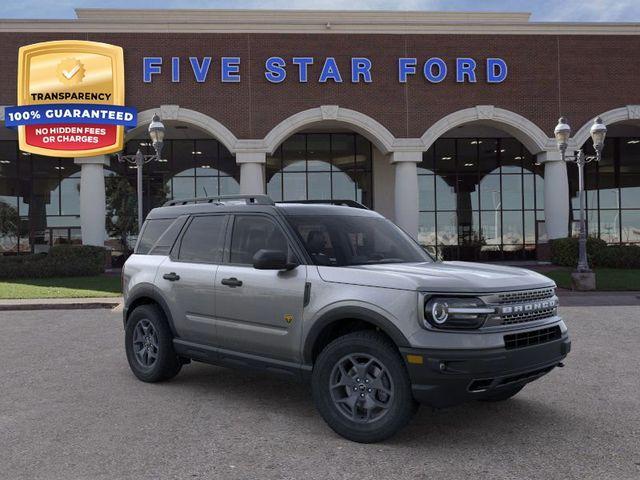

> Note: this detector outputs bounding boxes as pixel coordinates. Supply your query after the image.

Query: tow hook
[557,362,565,368]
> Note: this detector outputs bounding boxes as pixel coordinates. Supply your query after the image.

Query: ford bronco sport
[122,195,570,443]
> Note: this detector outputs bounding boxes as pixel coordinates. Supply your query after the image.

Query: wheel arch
[124,284,177,337]
[303,306,410,365]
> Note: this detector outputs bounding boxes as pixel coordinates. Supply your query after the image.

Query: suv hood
[317,261,554,293]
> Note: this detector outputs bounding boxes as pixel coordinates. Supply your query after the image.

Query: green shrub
[0,245,106,279]
[594,245,640,268]
[550,237,640,268]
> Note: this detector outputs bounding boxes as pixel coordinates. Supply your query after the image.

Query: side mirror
[252,249,298,271]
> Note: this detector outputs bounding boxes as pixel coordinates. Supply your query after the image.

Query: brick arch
[127,105,239,153]
[572,105,640,148]
[420,105,553,154]
[263,106,396,155]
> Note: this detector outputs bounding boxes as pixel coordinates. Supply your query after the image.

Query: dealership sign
[142,56,508,84]
[5,40,137,157]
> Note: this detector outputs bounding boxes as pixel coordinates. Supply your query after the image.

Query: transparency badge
[5,40,137,157]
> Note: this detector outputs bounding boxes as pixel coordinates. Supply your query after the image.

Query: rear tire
[478,385,524,402]
[125,304,182,382]
[312,331,417,443]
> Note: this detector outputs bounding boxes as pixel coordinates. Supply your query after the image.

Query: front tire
[125,304,182,382]
[312,331,417,443]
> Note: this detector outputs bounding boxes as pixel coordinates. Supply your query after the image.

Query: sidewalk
[0,297,123,311]
[556,290,640,307]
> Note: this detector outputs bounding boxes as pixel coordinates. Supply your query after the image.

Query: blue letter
[189,57,211,83]
[221,57,241,83]
[487,58,508,83]
[424,58,447,83]
[351,57,372,83]
[265,56,286,83]
[292,57,314,82]
[456,58,477,83]
[143,57,162,83]
[398,58,416,83]
[319,57,342,83]
[171,57,180,83]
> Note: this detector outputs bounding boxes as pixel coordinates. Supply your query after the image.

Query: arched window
[266,133,373,207]
[418,137,543,261]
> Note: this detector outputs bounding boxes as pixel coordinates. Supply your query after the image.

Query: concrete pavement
[0,307,639,480]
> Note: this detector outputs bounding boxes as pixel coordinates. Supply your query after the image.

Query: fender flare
[302,306,411,364]
[124,283,177,337]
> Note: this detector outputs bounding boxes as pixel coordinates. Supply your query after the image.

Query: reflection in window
[569,137,640,245]
[418,138,543,260]
[266,133,373,207]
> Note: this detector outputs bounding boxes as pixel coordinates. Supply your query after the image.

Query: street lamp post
[117,114,166,233]
[554,116,607,275]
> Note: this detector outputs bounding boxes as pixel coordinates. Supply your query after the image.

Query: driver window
[296,224,335,266]
[229,215,290,265]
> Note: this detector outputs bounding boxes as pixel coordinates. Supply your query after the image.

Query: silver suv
[122,195,570,443]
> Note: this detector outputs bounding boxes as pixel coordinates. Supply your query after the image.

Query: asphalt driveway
[1,306,639,480]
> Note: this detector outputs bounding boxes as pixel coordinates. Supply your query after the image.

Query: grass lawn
[543,268,640,291]
[0,275,122,299]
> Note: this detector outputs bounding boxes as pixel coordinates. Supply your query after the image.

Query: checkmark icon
[62,64,80,79]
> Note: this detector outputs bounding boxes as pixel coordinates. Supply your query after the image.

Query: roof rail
[277,199,369,210]
[163,194,275,207]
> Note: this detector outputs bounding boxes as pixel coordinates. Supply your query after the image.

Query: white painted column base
[538,151,570,240]
[74,155,109,247]
[391,151,421,239]
[237,152,266,195]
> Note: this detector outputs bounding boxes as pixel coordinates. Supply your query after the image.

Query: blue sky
[1,0,639,22]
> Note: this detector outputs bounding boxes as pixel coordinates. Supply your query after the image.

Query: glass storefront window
[266,133,373,207]
[568,137,640,245]
[419,137,542,260]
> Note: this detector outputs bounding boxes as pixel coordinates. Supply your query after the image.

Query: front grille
[504,326,561,350]
[486,287,558,326]
[501,306,558,325]
[496,287,555,304]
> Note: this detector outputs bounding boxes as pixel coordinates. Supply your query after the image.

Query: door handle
[221,277,243,288]
[162,272,180,281]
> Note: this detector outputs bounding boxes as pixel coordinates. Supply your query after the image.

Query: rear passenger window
[136,218,174,254]
[178,215,227,263]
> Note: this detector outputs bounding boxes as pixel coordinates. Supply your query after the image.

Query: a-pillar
[391,151,421,239]
[237,152,266,195]
[74,155,108,246]
[538,151,569,239]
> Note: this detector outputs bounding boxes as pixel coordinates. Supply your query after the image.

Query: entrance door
[157,214,228,345]
[214,214,307,362]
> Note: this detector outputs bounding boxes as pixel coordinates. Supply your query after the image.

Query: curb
[0,298,122,312]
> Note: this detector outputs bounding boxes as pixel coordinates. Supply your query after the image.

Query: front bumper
[400,333,571,408]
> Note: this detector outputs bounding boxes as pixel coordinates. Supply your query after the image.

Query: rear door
[214,213,307,362]
[157,214,228,345]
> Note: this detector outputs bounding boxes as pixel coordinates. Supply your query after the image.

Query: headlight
[424,297,495,329]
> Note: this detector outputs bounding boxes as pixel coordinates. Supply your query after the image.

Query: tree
[0,201,20,252]
[105,176,138,253]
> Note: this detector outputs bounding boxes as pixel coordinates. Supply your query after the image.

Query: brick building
[0,9,639,260]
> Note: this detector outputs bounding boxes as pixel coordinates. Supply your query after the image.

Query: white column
[237,152,266,195]
[538,151,569,239]
[74,155,108,246]
[391,151,421,239]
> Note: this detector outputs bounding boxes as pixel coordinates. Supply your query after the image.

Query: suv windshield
[287,215,432,266]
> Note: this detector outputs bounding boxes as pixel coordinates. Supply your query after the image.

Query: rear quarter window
[135,218,175,255]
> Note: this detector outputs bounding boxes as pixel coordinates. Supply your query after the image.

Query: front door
[214,214,307,362]
[156,214,228,345]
